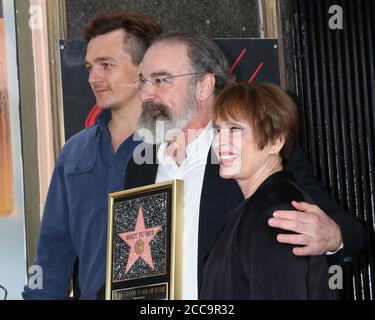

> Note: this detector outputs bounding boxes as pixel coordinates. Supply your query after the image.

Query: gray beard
[136,92,199,145]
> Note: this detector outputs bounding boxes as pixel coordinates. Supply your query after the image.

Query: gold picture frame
[106,180,184,300]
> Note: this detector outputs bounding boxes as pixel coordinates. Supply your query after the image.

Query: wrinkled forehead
[140,42,192,76]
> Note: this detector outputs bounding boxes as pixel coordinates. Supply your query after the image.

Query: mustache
[141,102,173,120]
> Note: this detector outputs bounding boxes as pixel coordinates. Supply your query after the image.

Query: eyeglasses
[134,73,199,89]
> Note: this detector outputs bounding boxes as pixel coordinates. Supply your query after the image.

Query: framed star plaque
[106,180,184,300]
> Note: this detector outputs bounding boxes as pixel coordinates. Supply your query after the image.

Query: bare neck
[237,156,284,199]
[108,97,141,152]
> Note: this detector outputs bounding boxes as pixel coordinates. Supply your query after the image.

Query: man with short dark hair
[22,11,161,300]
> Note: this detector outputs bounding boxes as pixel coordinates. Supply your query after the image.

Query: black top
[200,171,336,300]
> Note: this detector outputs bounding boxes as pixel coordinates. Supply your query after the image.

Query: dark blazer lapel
[197,148,231,290]
[124,144,159,189]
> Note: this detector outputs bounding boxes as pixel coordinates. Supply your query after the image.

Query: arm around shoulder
[285,143,368,261]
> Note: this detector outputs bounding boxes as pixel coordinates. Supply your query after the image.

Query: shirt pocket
[64,159,97,211]
[64,159,96,176]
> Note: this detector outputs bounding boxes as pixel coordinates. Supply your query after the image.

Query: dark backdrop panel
[65,0,261,40]
[215,39,280,84]
[60,39,279,141]
[59,40,95,140]
[284,0,375,300]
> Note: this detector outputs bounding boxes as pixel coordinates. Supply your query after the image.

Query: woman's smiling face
[213,117,276,182]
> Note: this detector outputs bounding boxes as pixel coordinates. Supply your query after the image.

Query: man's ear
[196,73,216,101]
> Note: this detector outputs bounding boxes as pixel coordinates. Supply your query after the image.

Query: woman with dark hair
[200,82,335,300]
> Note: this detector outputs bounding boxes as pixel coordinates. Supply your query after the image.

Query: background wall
[280,0,374,300]
[65,0,261,39]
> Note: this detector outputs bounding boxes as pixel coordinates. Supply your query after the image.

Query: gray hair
[152,33,234,95]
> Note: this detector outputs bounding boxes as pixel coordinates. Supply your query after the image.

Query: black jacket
[199,171,336,300]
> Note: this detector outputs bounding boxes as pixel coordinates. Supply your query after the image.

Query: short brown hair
[212,82,299,159]
[82,11,161,65]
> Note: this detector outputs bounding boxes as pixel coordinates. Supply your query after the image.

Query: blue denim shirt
[22,110,142,300]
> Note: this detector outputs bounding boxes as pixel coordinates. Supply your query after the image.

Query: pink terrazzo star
[119,206,161,274]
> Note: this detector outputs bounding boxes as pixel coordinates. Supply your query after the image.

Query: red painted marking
[85,105,102,128]
[248,63,264,83]
[229,49,247,75]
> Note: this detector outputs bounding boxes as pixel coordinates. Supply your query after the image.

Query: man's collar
[185,122,214,157]
[95,109,112,132]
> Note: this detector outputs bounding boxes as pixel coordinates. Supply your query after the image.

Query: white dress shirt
[155,123,214,300]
